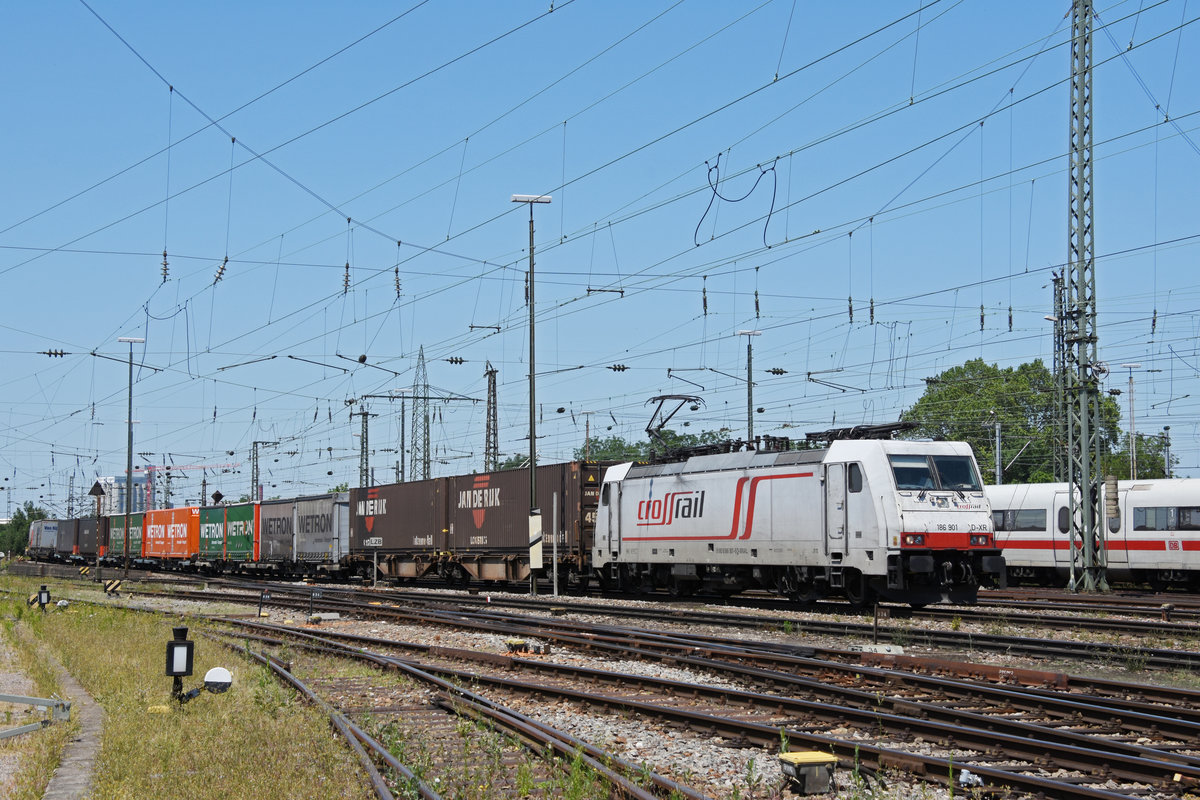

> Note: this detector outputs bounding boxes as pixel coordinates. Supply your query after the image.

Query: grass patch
[1,587,373,800]
[0,604,78,800]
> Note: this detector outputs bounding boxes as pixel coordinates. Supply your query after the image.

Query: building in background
[97,471,151,516]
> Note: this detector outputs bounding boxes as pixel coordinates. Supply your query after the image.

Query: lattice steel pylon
[1051,272,1067,482]
[349,405,376,489]
[410,346,430,481]
[1065,0,1107,592]
[484,361,499,472]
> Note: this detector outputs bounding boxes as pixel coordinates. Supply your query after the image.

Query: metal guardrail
[0,693,71,739]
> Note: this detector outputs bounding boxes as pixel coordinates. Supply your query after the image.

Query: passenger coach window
[1178,507,1200,530]
[1013,509,1046,531]
[848,463,863,493]
[1057,506,1070,534]
[1134,507,1171,531]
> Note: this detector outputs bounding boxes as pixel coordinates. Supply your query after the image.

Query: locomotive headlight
[970,534,990,546]
[902,534,925,546]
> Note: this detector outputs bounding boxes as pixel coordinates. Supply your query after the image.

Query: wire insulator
[754,289,760,318]
[848,297,853,324]
[343,262,350,294]
[869,298,875,324]
[1008,306,1013,332]
[161,251,169,284]
[980,304,985,332]
[394,266,402,297]
[213,255,227,284]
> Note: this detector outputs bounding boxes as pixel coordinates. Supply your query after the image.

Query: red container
[143,506,201,560]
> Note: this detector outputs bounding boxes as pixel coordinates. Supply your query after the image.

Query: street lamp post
[1119,363,1141,479]
[1163,426,1171,478]
[512,194,551,570]
[118,336,145,578]
[737,330,761,443]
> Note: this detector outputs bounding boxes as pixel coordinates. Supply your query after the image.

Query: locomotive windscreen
[889,454,981,491]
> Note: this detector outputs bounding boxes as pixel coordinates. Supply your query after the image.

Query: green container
[200,503,255,562]
[109,513,143,557]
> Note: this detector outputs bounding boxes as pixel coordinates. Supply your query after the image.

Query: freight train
[988,478,1200,590]
[27,437,1006,605]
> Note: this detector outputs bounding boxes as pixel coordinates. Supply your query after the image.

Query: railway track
[221,615,1199,799]
[25,572,1200,797]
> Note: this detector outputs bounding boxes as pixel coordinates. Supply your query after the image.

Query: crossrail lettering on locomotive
[636,490,705,527]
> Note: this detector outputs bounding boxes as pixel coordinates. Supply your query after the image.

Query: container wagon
[108,513,144,563]
[142,507,201,566]
[198,502,258,572]
[348,478,448,581]
[258,493,350,577]
[27,519,59,560]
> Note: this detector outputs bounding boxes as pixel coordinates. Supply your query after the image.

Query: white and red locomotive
[594,436,1005,605]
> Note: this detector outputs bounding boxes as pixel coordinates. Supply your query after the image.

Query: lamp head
[203,666,233,694]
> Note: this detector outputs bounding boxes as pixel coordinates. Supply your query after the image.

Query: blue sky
[2,0,1198,514]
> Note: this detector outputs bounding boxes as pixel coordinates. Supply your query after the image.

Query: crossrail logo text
[635,490,705,527]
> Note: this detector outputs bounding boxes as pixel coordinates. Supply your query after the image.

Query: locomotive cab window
[931,456,981,491]
[889,455,934,490]
[848,463,863,493]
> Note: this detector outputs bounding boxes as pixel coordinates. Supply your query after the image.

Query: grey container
[55,519,78,557]
[258,498,294,562]
[294,493,350,563]
[77,518,99,557]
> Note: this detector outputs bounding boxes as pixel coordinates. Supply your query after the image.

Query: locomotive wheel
[843,569,875,607]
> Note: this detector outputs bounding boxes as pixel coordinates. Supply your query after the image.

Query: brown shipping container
[349,478,448,553]
[447,462,601,553]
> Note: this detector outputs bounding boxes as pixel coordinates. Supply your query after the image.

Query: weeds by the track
[0,577,374,800]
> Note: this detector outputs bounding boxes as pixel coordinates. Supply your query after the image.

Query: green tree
[900,358,1122,484]
[1104,431,1174,479]
[328,481,350,493]
[0,501,48,556]
[497,453,529,471]
[572,428,731,461]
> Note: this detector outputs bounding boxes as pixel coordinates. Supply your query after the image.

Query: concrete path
[13,626,103,800]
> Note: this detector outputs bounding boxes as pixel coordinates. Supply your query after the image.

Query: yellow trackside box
[779,751,838,794]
